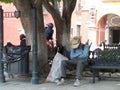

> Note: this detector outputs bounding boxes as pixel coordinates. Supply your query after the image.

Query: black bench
[90,45,120,83]
[56,43,92,77]
[2,45,31,78]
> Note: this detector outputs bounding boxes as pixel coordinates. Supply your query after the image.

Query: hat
[71,36,81,48]
[47,23,53,28]
[20,34,26,40]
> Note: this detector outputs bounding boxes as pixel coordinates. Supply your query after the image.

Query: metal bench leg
[96,71,101,80]
[8,73,14,79]
[7,63,14,79]
[92,69,96,83]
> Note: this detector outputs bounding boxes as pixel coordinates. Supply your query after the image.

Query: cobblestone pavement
[1,74,120,90]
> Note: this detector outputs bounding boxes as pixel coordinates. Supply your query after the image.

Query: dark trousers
[61,59,87,80]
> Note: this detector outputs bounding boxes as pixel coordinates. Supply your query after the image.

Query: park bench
[2,44,31,78]
[89,44,120,83]
[56,43,92,77]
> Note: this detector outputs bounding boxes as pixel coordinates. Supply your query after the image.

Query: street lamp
[14,9,39,84]
[0,5,5,83]
[31,6,39,84]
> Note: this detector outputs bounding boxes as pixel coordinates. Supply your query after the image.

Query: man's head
[71,36,81,49]
[47,23,54,28]
[20,34,26,40]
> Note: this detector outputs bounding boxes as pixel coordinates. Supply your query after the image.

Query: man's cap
[20,34,26,40]
[47,23,53,28]
[71,36,81,48]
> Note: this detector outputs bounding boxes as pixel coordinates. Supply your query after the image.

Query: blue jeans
[61,59,87,80]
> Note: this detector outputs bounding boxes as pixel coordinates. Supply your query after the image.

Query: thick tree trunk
[36,1,48,74]
[62,21,71,50]
[54,17,70,50]
[13,0,48,75]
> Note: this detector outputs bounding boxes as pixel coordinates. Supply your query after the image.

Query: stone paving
[1,74,120,90]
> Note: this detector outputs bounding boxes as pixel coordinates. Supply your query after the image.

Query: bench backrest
[97,49,120,60]
[92,47,120,65]
[2,45,31,63]
[5,45,31,54]
[6,46,21,54]
[104,44,120,50]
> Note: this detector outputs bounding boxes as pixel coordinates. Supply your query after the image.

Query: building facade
[1,0,120,50]
[0,2,23,45]
[71,0,120,50]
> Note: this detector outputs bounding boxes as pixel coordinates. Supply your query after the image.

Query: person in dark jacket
[45,23,54,41]
[20,34,26,46]
[45,22,54,48]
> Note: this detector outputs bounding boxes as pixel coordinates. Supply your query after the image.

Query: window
[89,7,96,16]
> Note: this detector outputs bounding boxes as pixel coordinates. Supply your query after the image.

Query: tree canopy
[0,0,12,3]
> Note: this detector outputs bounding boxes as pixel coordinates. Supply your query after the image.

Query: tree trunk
[36,1,48,75]
[13,0,48,75]
[54,17,70,50]
[43,0,77,50]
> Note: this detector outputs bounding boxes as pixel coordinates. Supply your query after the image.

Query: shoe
[73,79,80,87]
[56,78,64,86]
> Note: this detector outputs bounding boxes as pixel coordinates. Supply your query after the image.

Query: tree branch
[68,0,77,14]
[62,0,76,19]
[63,0,76,16]
[43,0,62,22]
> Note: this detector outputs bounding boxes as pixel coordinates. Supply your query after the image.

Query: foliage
[0,0,12,3]
[49,0,61,2]
[0,0,61,3]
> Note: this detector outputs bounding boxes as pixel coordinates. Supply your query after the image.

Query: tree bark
[13,0,48,75]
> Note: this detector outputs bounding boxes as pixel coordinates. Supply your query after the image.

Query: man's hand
[85,39,89,45]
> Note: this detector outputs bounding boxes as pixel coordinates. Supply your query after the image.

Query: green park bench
[90,44,120,83]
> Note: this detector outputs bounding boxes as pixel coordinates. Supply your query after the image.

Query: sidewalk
[0,74,120,90]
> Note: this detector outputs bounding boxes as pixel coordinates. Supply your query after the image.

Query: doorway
[111,29,120,44]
